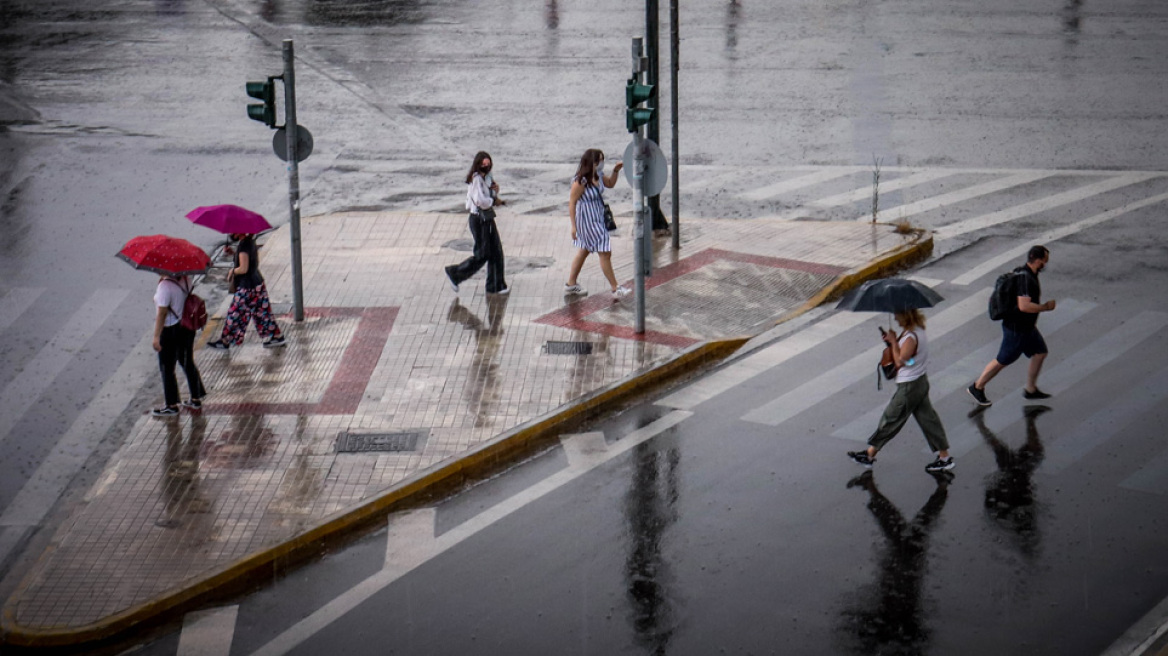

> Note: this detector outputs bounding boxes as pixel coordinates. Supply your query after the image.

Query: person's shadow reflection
[447,295,509,428]
[157,413,211,529]
[624,441,681,655]
[971,405,1049,560]
[840,470,952,656]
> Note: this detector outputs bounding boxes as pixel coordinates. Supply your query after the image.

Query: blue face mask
[596,159,605,175]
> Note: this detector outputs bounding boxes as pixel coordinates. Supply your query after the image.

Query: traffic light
[625,77,655,133]
[245,77,279,128]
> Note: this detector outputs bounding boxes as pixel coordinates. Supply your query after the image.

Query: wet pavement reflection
[973,405,1050,562]
[839,470,952,656]
[624,442,681,655]
[446,295,508,429]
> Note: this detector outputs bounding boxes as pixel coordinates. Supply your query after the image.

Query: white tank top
[896,329,928,383]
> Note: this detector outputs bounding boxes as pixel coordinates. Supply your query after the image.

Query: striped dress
[573,176,611,253]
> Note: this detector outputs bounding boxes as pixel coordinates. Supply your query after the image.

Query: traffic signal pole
[631,38,648,335]
[645,0,670,234]
[282,39,305,322]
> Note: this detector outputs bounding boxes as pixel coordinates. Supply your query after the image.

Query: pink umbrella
[185,204,272,235]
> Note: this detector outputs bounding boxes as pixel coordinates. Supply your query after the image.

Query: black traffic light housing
[246,77,280,128]
[625,77,655,133]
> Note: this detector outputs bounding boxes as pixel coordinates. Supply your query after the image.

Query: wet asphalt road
[131,208,1168,656]
[0,0,1167,651]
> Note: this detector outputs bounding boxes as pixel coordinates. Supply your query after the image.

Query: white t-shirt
[155,277,190,328]
[896,329,928,383]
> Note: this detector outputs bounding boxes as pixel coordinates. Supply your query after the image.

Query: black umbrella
[836,278,944,313]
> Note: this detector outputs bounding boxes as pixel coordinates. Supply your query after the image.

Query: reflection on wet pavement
[624,441,681,654]
[840,470,952,656]
[972,405,1049,562]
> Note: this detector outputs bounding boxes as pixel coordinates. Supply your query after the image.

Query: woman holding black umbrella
[847,308,954,473]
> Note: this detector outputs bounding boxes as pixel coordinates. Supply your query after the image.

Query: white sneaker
[612,285,631,300]
[491,286,510,296]
[564,283,587,296]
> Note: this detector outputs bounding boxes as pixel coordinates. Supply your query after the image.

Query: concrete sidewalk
[0,209,929,647]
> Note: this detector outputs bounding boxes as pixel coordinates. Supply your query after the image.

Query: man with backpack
[968,245,1056,407]
[152,274,207,416]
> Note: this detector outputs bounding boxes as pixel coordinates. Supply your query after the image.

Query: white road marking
[851,171,1051,223]
[808,169,953,209]
[740,290,989,427]
[657,310,873,411]
[934,173,1162,240]
[560,432,610,469]
[0,287,44,334]
[950,190,1168,286]
[0,329,153,544]
[383,509,438,573]
[740,168,863,202]
[248,411,692,656]
[0,288,130,446]
[831,299,1094,442]
[944,312,1168,457]
[177,605,239,656]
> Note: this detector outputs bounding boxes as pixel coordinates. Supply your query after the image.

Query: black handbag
[479,207,497,221]
[603,203,616,231]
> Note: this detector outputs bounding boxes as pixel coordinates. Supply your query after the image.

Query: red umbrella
[185,204,272,235]
[117,235,211,276]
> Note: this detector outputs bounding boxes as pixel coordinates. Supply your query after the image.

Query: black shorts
[996,326,1048,366]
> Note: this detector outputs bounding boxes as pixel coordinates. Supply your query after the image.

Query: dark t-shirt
[1003,265,1040,331]
[233,236,264,290]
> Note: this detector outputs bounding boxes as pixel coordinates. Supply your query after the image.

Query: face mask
[596,159,605,174]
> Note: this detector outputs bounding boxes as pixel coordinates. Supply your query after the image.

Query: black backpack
[988,269,1023,321]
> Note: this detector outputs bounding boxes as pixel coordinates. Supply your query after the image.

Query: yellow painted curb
[0,337,748,648]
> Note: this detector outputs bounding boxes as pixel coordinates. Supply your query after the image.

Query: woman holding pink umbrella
[185,205,287,351]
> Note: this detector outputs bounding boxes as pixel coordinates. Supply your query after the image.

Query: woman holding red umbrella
[206,232,286,350]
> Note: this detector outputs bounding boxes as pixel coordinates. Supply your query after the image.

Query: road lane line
[383,509,438,573]
[934,173,1161,240]
[740,168,862,202]
[852,171,1051,223]
[944,311,1168,457]
[0,288,130,447]
[178,605,239,656]
[741,290,989,427]
[658,310,873,411]
[808,170,953,209]
[249,410,692,656]
[950,190,1168,286]
[0,287,43,334]
[0,329,154,533]
[831,299,1095,442]
[1121,434,1168,495]
[561,432,610,469]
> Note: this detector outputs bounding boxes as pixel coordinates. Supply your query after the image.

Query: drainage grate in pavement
[544,341,594,355]
[336,431,424,453]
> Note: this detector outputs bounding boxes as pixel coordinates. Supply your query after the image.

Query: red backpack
[164,279,208,332]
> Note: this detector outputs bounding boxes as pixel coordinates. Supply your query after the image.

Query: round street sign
[273,125,314,162]
[622,138,669,197]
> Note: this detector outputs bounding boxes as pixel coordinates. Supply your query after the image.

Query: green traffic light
[245,78,278,128]
[626,107,655,133]
[625,79,654,107]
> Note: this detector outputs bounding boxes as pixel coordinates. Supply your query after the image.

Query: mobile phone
[878,326,886,336]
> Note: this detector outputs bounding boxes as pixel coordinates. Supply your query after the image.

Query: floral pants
[219,283,283,345]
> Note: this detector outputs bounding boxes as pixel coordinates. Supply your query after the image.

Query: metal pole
[282,39,305,322]
[645,0,669,233]
[669,0,680,251]
[631,38,647,335]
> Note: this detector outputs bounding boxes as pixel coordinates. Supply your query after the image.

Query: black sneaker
[206,340,229,350]
[1023,388,1051,400]
[263,336,287,348]
[445,267,459,293]
[925,456,955,472]
[151,406,179,417]
[848,450,876,468]
[967,384,991,406]
[182,398,202,410]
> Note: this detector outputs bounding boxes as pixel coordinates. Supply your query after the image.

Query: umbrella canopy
[185,204,271,235]
[836,278,944,313]
[117,235,211,277]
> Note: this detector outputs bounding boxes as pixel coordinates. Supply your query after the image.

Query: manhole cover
[544,341,594,355]
[443,238,475,252]
[336,431,424,453]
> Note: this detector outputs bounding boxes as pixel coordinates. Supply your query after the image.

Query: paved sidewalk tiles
[0,210,924,641]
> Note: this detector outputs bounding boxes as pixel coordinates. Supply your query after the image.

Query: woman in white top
[151,275,206,416]
[445,151,508,295]
[848,309,954,472]
[564,148,629,300]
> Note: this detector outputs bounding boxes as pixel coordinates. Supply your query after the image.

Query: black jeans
[447,212,507,293]
[159,323,206,407]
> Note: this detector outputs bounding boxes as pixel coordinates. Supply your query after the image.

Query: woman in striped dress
[565,148,629,300]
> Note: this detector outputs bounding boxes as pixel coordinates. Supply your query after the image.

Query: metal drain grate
[336,431,423,453]
[544,341,594,355]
